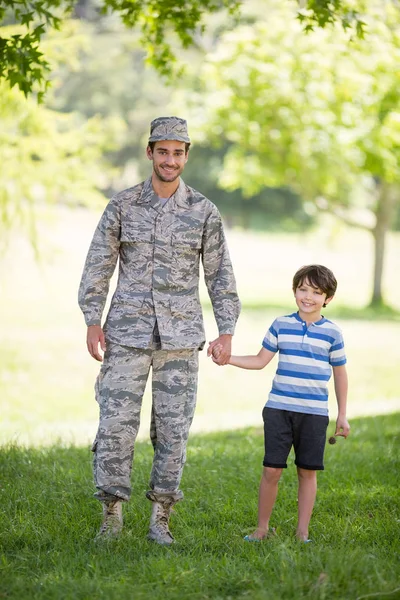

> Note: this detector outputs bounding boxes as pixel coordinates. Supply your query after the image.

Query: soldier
[78,116,241,545]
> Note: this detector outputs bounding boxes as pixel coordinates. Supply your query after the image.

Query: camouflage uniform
[78,117,240,509]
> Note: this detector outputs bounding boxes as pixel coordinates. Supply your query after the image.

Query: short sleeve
[329,327,347,366]
[262,319,279,353]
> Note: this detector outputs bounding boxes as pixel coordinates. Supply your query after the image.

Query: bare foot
[244,527,276,541]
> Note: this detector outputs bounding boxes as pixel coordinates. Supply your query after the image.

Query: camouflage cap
[148,116,190,143]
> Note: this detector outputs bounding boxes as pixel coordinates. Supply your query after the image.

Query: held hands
[86,325,106,362]
[207,334,232,366]
[334,415,350,439]
[211,344,223,364]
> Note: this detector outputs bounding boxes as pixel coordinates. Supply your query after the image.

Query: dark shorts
[263,406,329,471]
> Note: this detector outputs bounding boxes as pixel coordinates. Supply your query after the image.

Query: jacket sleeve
[78,195,121,326]
[201,205,241,335]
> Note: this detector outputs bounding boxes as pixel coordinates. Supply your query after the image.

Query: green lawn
[1,413,399,600]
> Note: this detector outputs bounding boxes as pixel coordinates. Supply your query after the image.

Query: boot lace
[99,501,121,535]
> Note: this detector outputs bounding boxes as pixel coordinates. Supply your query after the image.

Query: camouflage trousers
[92,342,199,504]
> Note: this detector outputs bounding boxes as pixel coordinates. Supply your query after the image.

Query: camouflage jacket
[78,177,241,350]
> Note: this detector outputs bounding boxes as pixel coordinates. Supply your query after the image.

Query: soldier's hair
[292,265,337,299]
[148,141,191,154]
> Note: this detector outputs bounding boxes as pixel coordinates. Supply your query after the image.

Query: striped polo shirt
[262,312,346,416]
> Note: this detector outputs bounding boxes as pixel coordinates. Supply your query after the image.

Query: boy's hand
[211,344,223,363]
[335,416,350,438]
[207,334,232,365]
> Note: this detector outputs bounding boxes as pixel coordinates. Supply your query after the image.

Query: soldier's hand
[208,334,232,366]
[86,325,106,362]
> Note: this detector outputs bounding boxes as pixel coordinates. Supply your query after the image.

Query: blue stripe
[263,340,277,352]
[269,325,278,337]
[331,341,344,351]
[279,328,304,336]
[273,382,328,396]
[305,331,335,344]
[276,369,330,381]
[278,361,330,376]
[271,387,328,401]
[279,349,329,363]
[330,358,347,366]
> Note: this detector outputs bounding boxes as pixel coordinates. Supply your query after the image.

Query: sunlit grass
[0,414,399,599]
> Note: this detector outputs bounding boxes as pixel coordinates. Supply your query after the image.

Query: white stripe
[264,331,277,343]
[279,334,304,344]
[302,337,331,350]
[330,348,346,361]
[269,393,327,409]
[278,354,330,368]
[274,374,329,389]
[280,316,299,324]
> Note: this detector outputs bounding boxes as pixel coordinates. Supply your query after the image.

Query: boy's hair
[148,141,191,154]
[292,265,337,300]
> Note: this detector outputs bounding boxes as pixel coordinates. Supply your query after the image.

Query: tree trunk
[370,183,397,307]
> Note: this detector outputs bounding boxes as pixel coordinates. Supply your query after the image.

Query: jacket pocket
[170,296,202,319]
[171,231,202,251]
[121,224,154,244]
[105,297,146,332]
[110,294,145,308]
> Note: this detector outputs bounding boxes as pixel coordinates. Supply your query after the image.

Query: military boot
[147,501,174,546]
[96,498,123,540]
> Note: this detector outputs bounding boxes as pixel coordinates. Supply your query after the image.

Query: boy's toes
[244,527,276,542]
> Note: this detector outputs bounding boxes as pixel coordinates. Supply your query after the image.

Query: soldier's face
[147,140,188,183]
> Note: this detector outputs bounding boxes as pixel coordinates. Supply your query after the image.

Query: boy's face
[294,278,333,320]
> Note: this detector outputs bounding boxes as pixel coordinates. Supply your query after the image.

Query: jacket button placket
[153,213,171,349]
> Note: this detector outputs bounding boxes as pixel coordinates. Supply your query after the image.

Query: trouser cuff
[94,487,130,502]
[146,490,184,505]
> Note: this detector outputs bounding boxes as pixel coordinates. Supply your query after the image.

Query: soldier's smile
[161,164,179,173]
[154,163,181,182]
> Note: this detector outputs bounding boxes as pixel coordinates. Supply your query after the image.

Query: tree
[0,23,125,249]
[45,16,311,232]
[194,0,400,307]
[0,0,369,98]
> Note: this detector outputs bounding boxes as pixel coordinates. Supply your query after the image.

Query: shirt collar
[292,312,326,326]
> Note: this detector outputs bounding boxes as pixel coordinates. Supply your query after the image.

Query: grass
[0,413,399,599]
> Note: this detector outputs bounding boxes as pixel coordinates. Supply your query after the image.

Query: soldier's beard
[153,163,183,183]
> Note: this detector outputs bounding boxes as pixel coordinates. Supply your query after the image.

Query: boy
[212,264,349,542]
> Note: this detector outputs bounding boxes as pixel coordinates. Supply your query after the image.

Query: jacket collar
[136,177,190,209]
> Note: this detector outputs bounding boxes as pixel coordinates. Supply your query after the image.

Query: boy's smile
[295,279,332,323]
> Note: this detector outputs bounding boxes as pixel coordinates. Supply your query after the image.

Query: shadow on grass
[0,413,399,600]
